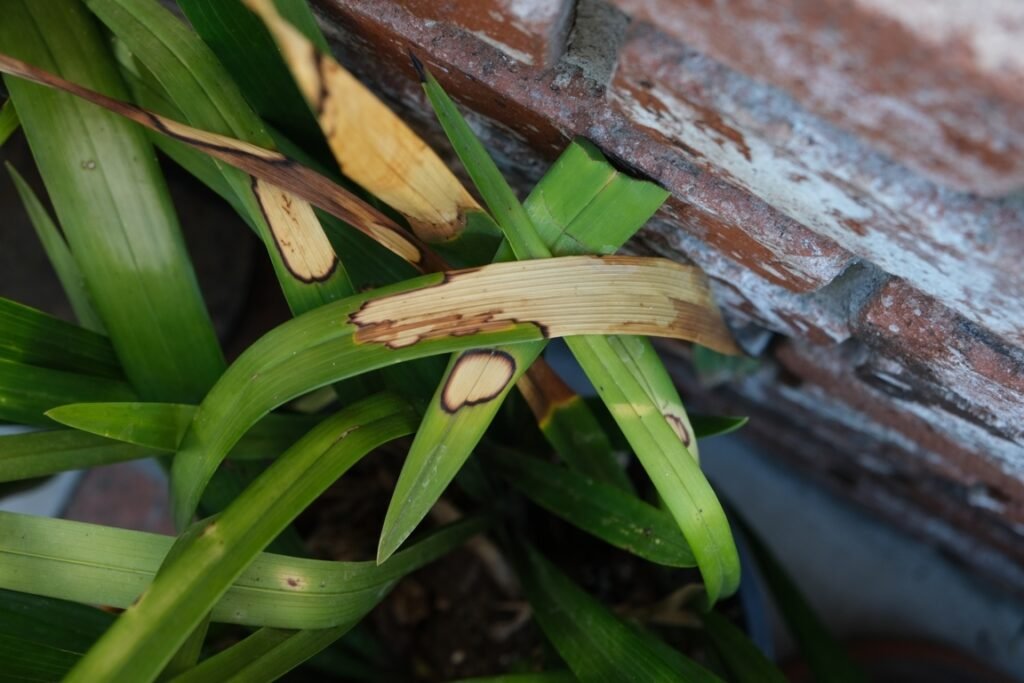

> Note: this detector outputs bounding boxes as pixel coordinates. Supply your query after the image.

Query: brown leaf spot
[666,414,692,447]
[441,350,517,413]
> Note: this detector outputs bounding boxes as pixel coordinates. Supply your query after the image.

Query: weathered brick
[610,0,1024,196]
[858,280,1024,449]
[609,21,1024,347]
[313,0,853,293]
[310,0,1024,591]
[391,0,574,68]
[314,0,1024,346]
[660,339,1024,594]
[773,341,1024,512]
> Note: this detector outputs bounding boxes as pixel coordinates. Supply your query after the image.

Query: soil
[287,444,733,681]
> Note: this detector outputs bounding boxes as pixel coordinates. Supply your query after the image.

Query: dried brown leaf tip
[244,0,481,244]
[349,256,741,353]
[252,178,338,282]
[0,52,443,273]
[441,350,517,413]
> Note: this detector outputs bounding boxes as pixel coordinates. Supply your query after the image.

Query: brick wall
[310,0,1024,592]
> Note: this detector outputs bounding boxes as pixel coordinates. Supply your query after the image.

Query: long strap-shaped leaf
[46,402,319,454]
[61,394,415,682]
[0,50,445,275]
[0,358,137,427]
[0,98,17,145]
[176,0,336,168]
[168,626,353,683]
[701,610,788,683]
[168,255,734,529]
[243,0,496,248]
[241,6,634,559]
[376,138,670,561]
[488,448,695,568]
[513,543,724,683]
[416,67,740,602]
[6,168,106,332]
[84,0,363,314]
[0,509,477,631]
[0,430,150,483]
[0,589,113,682]
[0,298,121,379]
[0,0,224,403]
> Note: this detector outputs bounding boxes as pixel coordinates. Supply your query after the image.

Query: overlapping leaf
[0,0,225,404]
[168,255,734,529]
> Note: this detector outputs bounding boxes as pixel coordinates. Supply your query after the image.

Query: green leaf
[5,165,106,333]
[0,298,121,378]
[418,65,550,261]
[0,429,150,483]
[61,393,421,682]
[0,359,136,426]
[518,364,632,491]
[513,543,724,683]
[0,97,17,146]
[489,448,695,567]
[700,610,787,683]
[377,343,544,562]
[452,674,576,683]
[415,69,738,600]
[46,402,318,456]
[168,256,722,529]
[84,0,358,316]
[0,509,481,632]
[733,515,868,683]
[175,0,333,166]
[377,138,670,559]
[690,415,748,440]
[0,0,226,403]
[565,335,740,602]
[169,626,354,683]
[0,589,113,682]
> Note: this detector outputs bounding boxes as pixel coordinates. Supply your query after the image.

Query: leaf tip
[408,50,427,83]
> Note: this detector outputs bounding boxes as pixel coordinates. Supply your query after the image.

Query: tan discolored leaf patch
[440,349,517,413]
[0,52,445,273]
[244,0,481,243]
[252,178,337,282]
[349,255,740,353]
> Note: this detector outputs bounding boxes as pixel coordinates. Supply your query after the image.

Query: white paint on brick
[856,0,1024,76]
[611,55,1024,345]
[468,31,535,64]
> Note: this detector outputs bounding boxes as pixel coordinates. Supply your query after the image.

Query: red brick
[773,341,1024,517]
[858,280,1024,447]
[315,1,1024,346]
[610,0,1024,196]
[608,21,1024,347]
[661,340,1024,594]
[391,0,573,68]
[314,0,852,294]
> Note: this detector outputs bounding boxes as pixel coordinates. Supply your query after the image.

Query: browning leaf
[0,52,444,272]
[244,0,481,243]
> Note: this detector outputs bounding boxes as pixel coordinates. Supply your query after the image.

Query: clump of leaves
[0,1,865,682]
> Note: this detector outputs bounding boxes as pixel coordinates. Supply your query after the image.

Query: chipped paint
[610,33,1024,345]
